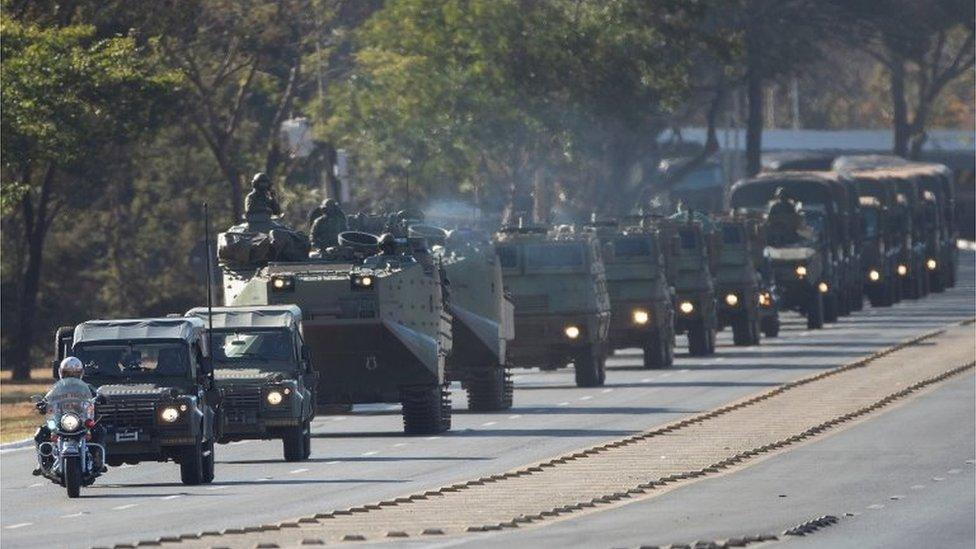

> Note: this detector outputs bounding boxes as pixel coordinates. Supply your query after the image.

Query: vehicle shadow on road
[99,478,405,489]
[511,405,699,414]
[220,456,491,464]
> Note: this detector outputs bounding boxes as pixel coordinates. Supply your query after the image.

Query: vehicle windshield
[75,342,191,381]
[862,208,879,239]
[524,243,585,270]
[211,329,296,370]
[801,210,826,240]
[45,379,94,420]
[613,237,656,259]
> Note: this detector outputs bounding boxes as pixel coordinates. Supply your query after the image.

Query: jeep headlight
[897,264,908,276]
[60,413,81,431]
[632,309,649,325]
[926,258,937,271]
[868,269,881,282]
[266,391,284,405]
[724,293,739,307]
[679,301,694,314]
[159,407,180,423]
[795,265,807,278]
[563,325,581,339]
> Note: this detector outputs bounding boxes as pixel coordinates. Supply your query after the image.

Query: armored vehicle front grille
[338,298,377,319]
[98,401,156,429]
[224,388,262,409]
[514,294,549,312]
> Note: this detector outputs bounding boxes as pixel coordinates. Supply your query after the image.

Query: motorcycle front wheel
[64,456,82,498]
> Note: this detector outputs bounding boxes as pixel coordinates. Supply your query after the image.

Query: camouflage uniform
[310,199,348,251]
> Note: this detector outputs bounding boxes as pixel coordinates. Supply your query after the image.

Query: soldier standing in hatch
[310,199,348,251]
[244,172,281,224]
[767,187,804,245]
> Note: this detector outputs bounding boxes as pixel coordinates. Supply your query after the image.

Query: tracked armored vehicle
[657,214,718,356]
[413,225,516,411]
[220,226,453,435]
[585,217,674,369]
[494,224,611,387]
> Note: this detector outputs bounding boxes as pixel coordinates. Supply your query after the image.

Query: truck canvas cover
[73,318,205,345]
[186,305,302,333]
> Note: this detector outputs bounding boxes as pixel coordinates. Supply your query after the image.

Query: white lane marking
[557,402,570,407]
[361,451,378,457]
[112,504,138,510]
[909,484,925,490]
[866,504,885,510]
[332,417,347,422]
[640,378,652,383]
[713,357,726,362]
[28,482,43,488]
[508,415,522,420]
[159,495,182,500]
[660,455,667,459]
[257,477,273,482]
[480,422,497,427]
[889,495,905,500]
[206,485,229,491]
[5,523,32,530]
[289,468,309,474]
[679,369,689,373]
[325,460,341,465]
[60,512,86,518]
[392,443,408,448]
[660,373,671,378]
[578,396,592,401]
[933,476,946,482]
[947,469,961,475]
[601,389,613,394]
[425,436,442,441]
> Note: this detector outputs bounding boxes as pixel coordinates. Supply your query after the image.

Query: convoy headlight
[926,258,937,271]
[266,391,284,405]
[160,407,180,423]
[868,269,880,282]
[679,301,695,314]
[270,276,295,291]
[724,293,739,307]
[818,282,829,294]
[59,413,81,431]
[632,310,650,325]
[759,293,771,307]
[795,265,807,278]
[564,325,581,339]
[897,264,908,276]
[351,273,375,289]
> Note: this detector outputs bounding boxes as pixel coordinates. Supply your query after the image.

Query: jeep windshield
[75,341,191,382]
[211,329,296,370]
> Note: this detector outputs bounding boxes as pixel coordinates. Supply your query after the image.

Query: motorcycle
[32,381,106,498]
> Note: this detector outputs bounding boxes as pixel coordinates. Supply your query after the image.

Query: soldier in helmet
[310,199,348,251]
[767,187,804,245]
[244,172,281,224]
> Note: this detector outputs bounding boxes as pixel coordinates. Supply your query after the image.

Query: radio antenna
[204,203,215,365]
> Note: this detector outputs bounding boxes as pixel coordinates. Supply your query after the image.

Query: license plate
[115,429,140,443]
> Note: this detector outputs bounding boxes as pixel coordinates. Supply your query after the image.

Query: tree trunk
[745,36,764,177]
[890,57,909,158]
[11,165,56,381]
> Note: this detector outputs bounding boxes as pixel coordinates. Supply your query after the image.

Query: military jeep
[494,224,611,387]
[186,305,316,461]
[55,318,217,485]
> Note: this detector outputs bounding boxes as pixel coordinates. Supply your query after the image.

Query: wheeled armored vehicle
[186,305,315,461]
[657,213,718,356]
[712,217,765,345]
[900,163,958,291]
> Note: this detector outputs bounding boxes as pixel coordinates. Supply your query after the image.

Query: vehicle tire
[643,328,673,369]
[930,271,946,293]
[201,439,215,483]
[687,320,709,356]
[466,367,513,411]
[824,292,839,323]
[302,419,312,459]
[850,288,864,311]
[920,267,931,297]
[64,455,82,498]
[731,316,753,346]
[807,292,824,329]
[838,288,852,316]
[401,385,451,434]
[574,345,606,387]
[283,421,309,462]
[179,439,204,485]
[750,317,761,345]
[761,316,780,338]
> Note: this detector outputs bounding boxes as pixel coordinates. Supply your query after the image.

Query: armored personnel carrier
[712,217,764,346]
[186,305,316,461]
[219,226,453,435]
[584,217,674,369]
[412,225,516,411]
[54,318,217,485]
[494,224,611,387]
[657,213,718,356]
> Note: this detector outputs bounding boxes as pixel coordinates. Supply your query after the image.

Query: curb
[0,438,33,452]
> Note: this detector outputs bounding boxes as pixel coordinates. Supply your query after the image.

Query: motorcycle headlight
[159,407,180,423]
[795,265,807,278]
[266,391,284,405]
[679,301,695,314]
[868,269,880,281]
[563,325,581,339]
[897,264,908,277]
[631,310,649,325]
[724,293,739,307]
[926,258,937,271]
[59,413,81,431]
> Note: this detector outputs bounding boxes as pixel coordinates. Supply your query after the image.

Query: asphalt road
[1,257,972,549]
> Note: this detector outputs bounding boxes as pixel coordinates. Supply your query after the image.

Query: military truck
[185,305,315,461]
[585,217,675,369]
[493,224,611,387]
[415,225,516,411]
[902,163,958,291]
[220,224,453,435]
[656,214,718,356]
[712,217,765,346]
[53,318,217,485]
[854,195,899,306]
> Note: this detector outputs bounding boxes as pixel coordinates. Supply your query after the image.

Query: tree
[0,19,179,379]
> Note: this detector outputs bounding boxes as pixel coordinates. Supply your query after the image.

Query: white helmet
[59,356,84,379]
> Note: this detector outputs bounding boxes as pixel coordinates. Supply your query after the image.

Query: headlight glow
[679,301,694,314]
[59,413,81,431]
[271,276,294,291]
[632,310,650,325]
[897,264,908,276]
[266,391,284,405]
[795,265,807,278]
[926,258,937,271]
[759,293,771,307]
[724,293,739,307]
[272,278,286,289]
[160,407,180,423]
[360,275,373,287]
[564,325,581,339]
[868,269,880,282]
[818,282,829,294]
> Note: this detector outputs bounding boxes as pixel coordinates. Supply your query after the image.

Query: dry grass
[0,368,54,443]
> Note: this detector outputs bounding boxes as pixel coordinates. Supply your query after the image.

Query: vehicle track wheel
[401,385,452,434]
[201,439,215,483]
[283,421,309,461]
[179,439,204,485]
[466,367,513,411]
[761,316,780,338]
[64,455,82,498]
[574,345,606,387]
[643,328,673,369]
[731,316,753,346]
[807,292,824,329]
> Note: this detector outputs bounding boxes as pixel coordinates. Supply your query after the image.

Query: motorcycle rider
[32,357,106,475]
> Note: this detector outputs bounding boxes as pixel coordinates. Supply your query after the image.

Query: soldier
[244,172,281,223]
[310,199,348,251]
[767,187,803,245]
